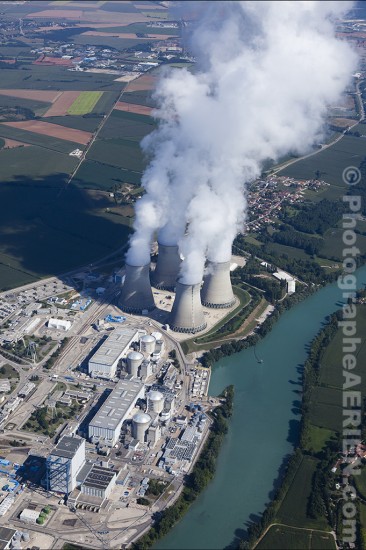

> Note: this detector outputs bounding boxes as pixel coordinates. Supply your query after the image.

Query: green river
[155,265,366,550]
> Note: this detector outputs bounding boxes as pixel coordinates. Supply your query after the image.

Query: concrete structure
[19,509,39,524]
[169,281,207,334]
[152,243,181,290]
[88,378,144,446]
[140,334,156,354]
[88,328,139,379]
[81,464,117,500]
[0,380,10,393]
[147,424,161,446]
[126,351,144,377]
[201,260,235,308]
[140,359,152,381]
[47,436,86,494]
[148,390,164,414]
[132,412,151,442]
[48,318,72,331]
[119,263,155,314]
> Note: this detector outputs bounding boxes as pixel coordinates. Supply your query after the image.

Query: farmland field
[0,145,77,181]
[99,109,155,141]
[43,114,103,133]
[256,525,335,550]
[0,180,131,290]
[67,91,103,115]
[355,467,366,500]
[276,456,326,529]
[1,120,92,145]
[73,160,142,190]
[278,135,366,186]
[0,124,82,152]
[87,137,145,172]
[305,425,336,454]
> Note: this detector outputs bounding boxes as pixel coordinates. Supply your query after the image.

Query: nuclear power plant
[201,260,235,308]
[151,242,181,290]
[169,280,207,334]
[119,263,155,314]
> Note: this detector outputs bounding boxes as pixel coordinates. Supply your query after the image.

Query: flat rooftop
[51,435,84,460]
[89,378,144,431]
[89,328,139,367]
[0,527,16,549]
[82,464,116,490]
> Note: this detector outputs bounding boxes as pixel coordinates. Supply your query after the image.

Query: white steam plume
[126,1,358,282]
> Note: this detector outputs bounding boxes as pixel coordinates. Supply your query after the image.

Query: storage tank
[132,412,151,442]
[21,533,30,543]
[126,351,144,377]
[119,263,155,314]
[201,260,235,308]
[148,390,164,414]
[140,334,156,354]
[152,243,181,290]
[151,331,162,341]
[169,281,207,334]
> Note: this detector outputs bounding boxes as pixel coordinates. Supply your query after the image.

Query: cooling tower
[152,243,181,290]
[169,281,207,334]
[119,263,155,314]
[201,260,235,308]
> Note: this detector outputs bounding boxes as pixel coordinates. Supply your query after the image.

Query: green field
[0,181,131,290]
[0,145,77,181]
[0,124,82,153]
[99,109,155,141]
[305,425,336,454]
[0,65,125,91]
[87,137,145,172]
[67,91,103,115]
[321,227,366,260]
[320,305,366,394]
[122,90,156,108]
[355,467,366,500]
[73,159,142,190]
[256,525,335,550]
[278,135,366,186]
[43,115,103,133]
[277,456,327,529]
[0,93,51,116]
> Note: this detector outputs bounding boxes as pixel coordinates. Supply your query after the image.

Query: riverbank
[132,386,234,550]
[155,264,366,550]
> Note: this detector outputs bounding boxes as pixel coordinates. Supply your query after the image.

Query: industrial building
[88,327,139,379]
[201,260,235,308]
[169,281,207,334]
[48,318,72,331]
[148,390,164,414]
[88,378,144,446]
[126,351,144,376]
[81,464,117,500]
[19,509,39,524]
[0,527,17,549]
[119,263,155,314]
[46,436,86,495]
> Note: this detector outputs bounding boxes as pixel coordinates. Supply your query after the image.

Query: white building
[88,328,139,379]
[48,318,72,331]
[88,378,144,446]
[287,279,296,294]
[47,436,86,494]
[20,509,39,524]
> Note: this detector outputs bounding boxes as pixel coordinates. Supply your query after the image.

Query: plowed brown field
[1,121,92,145]
[114,101,152,116]
[42,91,82,117]
[0,89,61,102]
[126,74,157,92]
